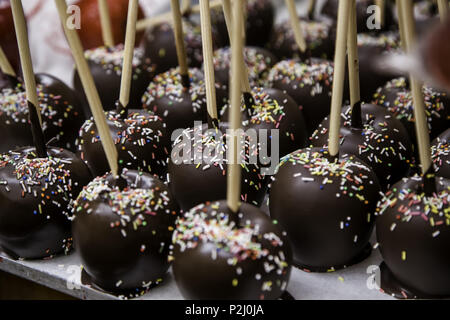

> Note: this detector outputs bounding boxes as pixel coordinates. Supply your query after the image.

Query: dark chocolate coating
[220,87,308,157]
[0,146,91,259]
[372,77,450,143]
[320,0,395,33]
[268,59,334,135]
[72,169,179,293]
[142,20,220,75]
[357,32,402,102]
[172,200,292,300]
[212,46,277,108]
[376,176,450,298]
[0,71,18,91]
[73,45,155,114]
[141,68,208,136]
[432,129,450,179]
[311,103,414,189]
[0,76,86,153]
[210,0,275,48]
[267,19,334,61]
[269,147,381,270]
[168,124,269,212]
[76,110,169,179]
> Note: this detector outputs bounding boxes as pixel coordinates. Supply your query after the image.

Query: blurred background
[0,0,309,85]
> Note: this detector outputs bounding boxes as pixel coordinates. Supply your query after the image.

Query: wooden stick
[191,0,222,13]
[10,0,42,126]
[55,0,119,177]
[221,0,251,93]
[396,0,406,51]
[136,0,192,31]
[98,0,114,47]
[0,46,16,77]
[227,0,244,213]
[437,0,449,22]
[170,0,189,82]
[119,0,139,109]
[285,0,307,53]
[199,0,218,120]
[307,0,316,19]
[347,0,360,108]
[137,12,171,31]
[400,0,432,173]
[375,0,385,28]
[328,0,351,157]
[10,0,47,157]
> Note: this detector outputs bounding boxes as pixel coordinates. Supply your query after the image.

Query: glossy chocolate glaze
[432,129,450,179]
[267,18,334,61]
[212,46,277,108]
[0,146,91,259]
[168,124,269,211]
[0,75,86,153]
[270,147,381,271]
[141,68,208,136]
[171,200,292,300]
[76,109,170,179]
[73,45,155,114]
[311,103,414,189]
[268,58,334,135]
[72,169,179,293]
[376,176,450,298]
[372,77,450,143]
[211,0,275,48]
[220,87,308,157]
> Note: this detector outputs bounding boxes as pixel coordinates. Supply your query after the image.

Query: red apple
[0,1,19,73]
[75,0,145,50]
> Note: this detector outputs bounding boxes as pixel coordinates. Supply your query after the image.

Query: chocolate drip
[350,101,363,129]
[116,100,128,119]
[27,101,47,158]
[181,73,190,88]
[207,114,220,130]
[243,91,255,110]
[280,291,296,301]
[423,166,437,196]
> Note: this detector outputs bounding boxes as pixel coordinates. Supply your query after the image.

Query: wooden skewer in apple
[221,0,253,107]
[285,0,307,54]
[199,0,219,127]
[56,0,119,180]
[400,0,434,189]
[116,0,139,119]
[10,0,45,156]
[170,0,190,88]
[311,0,414,189]
[98,0,114,47]
[374,0,450,300]
[170,0,293,300]
[437,0,449,22]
